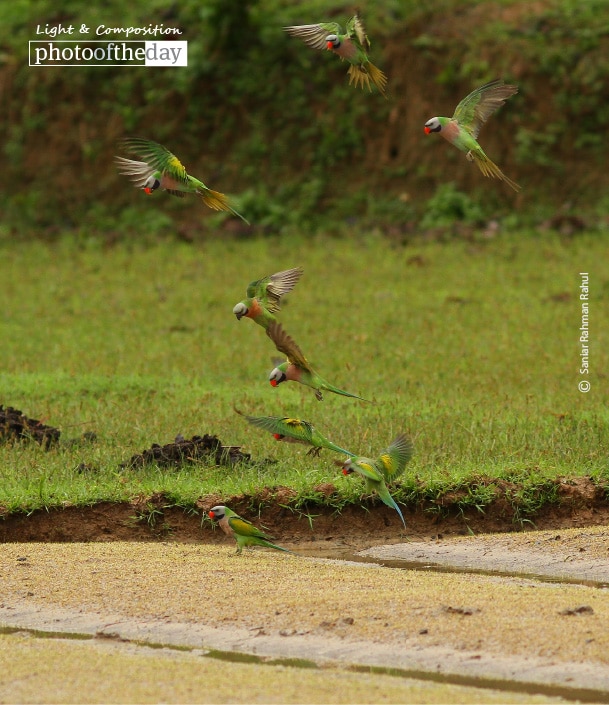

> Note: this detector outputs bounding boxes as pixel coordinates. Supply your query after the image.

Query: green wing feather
[346,11,370,52]
[452,79,518,139]
[354,459,384,482]
[228,515,272,540]
[239,412,314,443]
[121,137,189,184]
[247,267,303,314]
[377,434,414,482]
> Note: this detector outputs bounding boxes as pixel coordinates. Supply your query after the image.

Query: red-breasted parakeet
[341,434,414,528]
[236,409,355,457]
[266,321,369,402]
[284,10,387,97]
[115,137,249,221]
[233,267,303,330]
[208,505,291,554]
[424,79,521,191]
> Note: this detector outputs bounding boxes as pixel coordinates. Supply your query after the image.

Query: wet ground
[1,526,609,703]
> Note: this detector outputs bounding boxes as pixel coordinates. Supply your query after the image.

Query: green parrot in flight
[115,137,249,222]
[233,267,304,330]
[235,408,355,457]
[341,433,414,528]
[266,321,369,402]
[284,10,387,97]
[208,505,291,554]
[424,79,521,192]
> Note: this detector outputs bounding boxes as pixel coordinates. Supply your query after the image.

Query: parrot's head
[232,302,248,320]
[340,458,356,476]
[269,365,287,388]
[208,505,226,521]
[326,34,340,50]
[143,175,161,194]
[424,117,442,135]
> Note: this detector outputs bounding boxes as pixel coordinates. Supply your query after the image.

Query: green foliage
[2,0,609,236]
[420,183,485,229]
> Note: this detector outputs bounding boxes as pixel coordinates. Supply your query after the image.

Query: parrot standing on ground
[340,434,414,528]
[208,505,291,554]
[115,137,249,222]
[232,267,304,330]
[266,321,369,402]
[424,79,521,192]
[235,408,355,457]
[284,10,387,97]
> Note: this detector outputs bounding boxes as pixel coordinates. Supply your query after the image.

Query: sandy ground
[1,526,609,703]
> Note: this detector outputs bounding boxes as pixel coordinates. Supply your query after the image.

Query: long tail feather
[379,487,406,528]
[262,539,292,554]
[326,383,371,403]
[199,188,250,224]
[473,153,521,192]
[327,441,357,457]
[347,62,387,97]
[365,61,388,98]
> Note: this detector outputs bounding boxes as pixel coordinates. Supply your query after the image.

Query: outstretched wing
[115,156,157,189]
[346,11,370,52]
[228,514,271,540]
[120,137,189,184]
[377,434,414,482]
[284,22,342,51]
[452,79,518,138]
[247,266,304,314]
[237,411,315,445]
[352,459,383,482]
[266,321,312,371]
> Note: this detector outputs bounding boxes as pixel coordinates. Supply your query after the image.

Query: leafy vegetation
[0,233,606,522]
[1,0,609,237]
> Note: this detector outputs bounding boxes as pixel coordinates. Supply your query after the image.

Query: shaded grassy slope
[2,0,609,236]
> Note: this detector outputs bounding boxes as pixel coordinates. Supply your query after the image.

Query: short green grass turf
[0,231,607,516]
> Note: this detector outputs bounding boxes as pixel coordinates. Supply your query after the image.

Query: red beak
[144,187,153,194]
[208,511,215,519]
[326,41,334,50]
[342,468,348,475]
[273,433,281,440]
[270,379,277,387]
[424,126,431,134]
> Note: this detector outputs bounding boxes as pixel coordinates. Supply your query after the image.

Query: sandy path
[1,527,609,702]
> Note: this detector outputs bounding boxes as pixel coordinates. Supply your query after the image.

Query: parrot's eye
[144,176,161,191]
[233,303,248,319]
[269,368,284,383]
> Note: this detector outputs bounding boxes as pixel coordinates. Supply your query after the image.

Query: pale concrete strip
[360,526,609,583]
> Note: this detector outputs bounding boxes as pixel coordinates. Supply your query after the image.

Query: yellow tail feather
[473,153,521,192]
[200,188,231,212]
[347,62,388,97]
[199,188,250,224]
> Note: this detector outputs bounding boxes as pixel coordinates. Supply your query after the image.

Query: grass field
[0,230,607,520]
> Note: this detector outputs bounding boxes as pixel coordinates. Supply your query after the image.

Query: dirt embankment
[1,475,608,547]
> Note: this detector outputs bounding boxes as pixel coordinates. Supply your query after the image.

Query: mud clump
[120,434,251,470]
[0,405,61,449]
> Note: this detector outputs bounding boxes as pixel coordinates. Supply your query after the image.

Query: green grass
[0,231,607,520]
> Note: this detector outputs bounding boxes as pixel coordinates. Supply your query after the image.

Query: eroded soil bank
[1,477,608,549]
